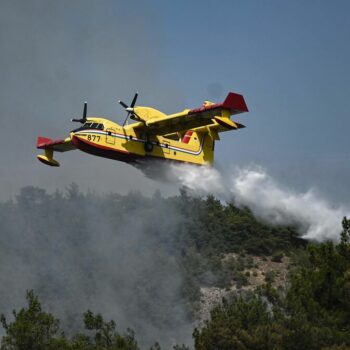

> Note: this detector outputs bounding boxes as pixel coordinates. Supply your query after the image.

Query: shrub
[271,252,284,263]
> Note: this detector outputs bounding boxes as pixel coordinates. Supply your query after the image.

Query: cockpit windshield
[72,123,104,132]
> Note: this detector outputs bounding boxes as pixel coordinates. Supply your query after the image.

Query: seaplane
[36,92,248,168]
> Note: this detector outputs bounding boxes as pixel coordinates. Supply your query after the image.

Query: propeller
[119,92,142,126]
[71,101,87,123]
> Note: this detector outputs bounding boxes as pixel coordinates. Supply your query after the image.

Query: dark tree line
[1,218,349,349]
[0,291,140,350]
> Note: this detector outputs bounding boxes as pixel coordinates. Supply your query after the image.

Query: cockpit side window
[72,122,104,132]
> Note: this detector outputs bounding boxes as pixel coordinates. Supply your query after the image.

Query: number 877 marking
[87,135,100,142]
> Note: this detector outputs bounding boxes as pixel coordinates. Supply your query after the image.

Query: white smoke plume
[169,163,349,241]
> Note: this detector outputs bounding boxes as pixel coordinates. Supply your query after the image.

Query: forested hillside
[193,217,350,349]
[0,186,348,349]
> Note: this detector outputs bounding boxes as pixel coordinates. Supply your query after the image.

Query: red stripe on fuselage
[72,135,138,163]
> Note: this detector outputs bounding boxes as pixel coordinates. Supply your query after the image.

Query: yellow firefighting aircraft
[36,92,248,168]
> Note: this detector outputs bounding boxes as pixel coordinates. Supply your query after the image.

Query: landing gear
[144,141,153,152]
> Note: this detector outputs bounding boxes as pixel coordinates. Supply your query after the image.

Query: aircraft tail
[180,130,214,164]
[180,115,245,164]
[182,130,193,144]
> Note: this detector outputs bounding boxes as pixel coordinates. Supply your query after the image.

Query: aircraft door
[106,128,115,145]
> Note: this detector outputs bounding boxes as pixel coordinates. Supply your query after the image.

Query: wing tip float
[36,136,75,167]
[37,154,60,167]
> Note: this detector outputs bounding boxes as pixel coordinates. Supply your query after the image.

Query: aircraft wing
[133,92,248,136]
[37,136,75,152]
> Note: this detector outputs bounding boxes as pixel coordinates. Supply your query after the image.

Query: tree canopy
[193,217,350,350]
[0,186,347,349]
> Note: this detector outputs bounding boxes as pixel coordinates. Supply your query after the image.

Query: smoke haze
[0,187,193,348]
[169,163,349,241]
[1,2,350,348]
[0,0,182,200]
[1,0,350,204]
[0,163,347,348]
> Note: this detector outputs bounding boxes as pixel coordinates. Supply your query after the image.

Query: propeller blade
[122,112,130,127]
[120,92,141,127]
[71,101,88,123]
[130,92,138,108]
[119,100,129,109]
[83,101,87,119]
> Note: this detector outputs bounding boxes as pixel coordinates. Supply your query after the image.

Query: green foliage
[75,310,138,350]
[0,185,328,349]
[0,290,66,350]
[0,292,139,350]
[173,193,304,260]
[340,216,350,244]
[264,271,275,284]
[0,185,304,309]
[173,345,190,350]
[193,217,350,350]
[271,251,284,263]
[193,294,282,350]
[148,342,161,350]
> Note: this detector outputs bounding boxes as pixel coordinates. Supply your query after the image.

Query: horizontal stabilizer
[234,122,246,129]
[214,117,239,129]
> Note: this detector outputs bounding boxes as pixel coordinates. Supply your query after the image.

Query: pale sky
[0,0,349,204]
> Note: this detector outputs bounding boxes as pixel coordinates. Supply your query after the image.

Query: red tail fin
[222,92,249,113]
